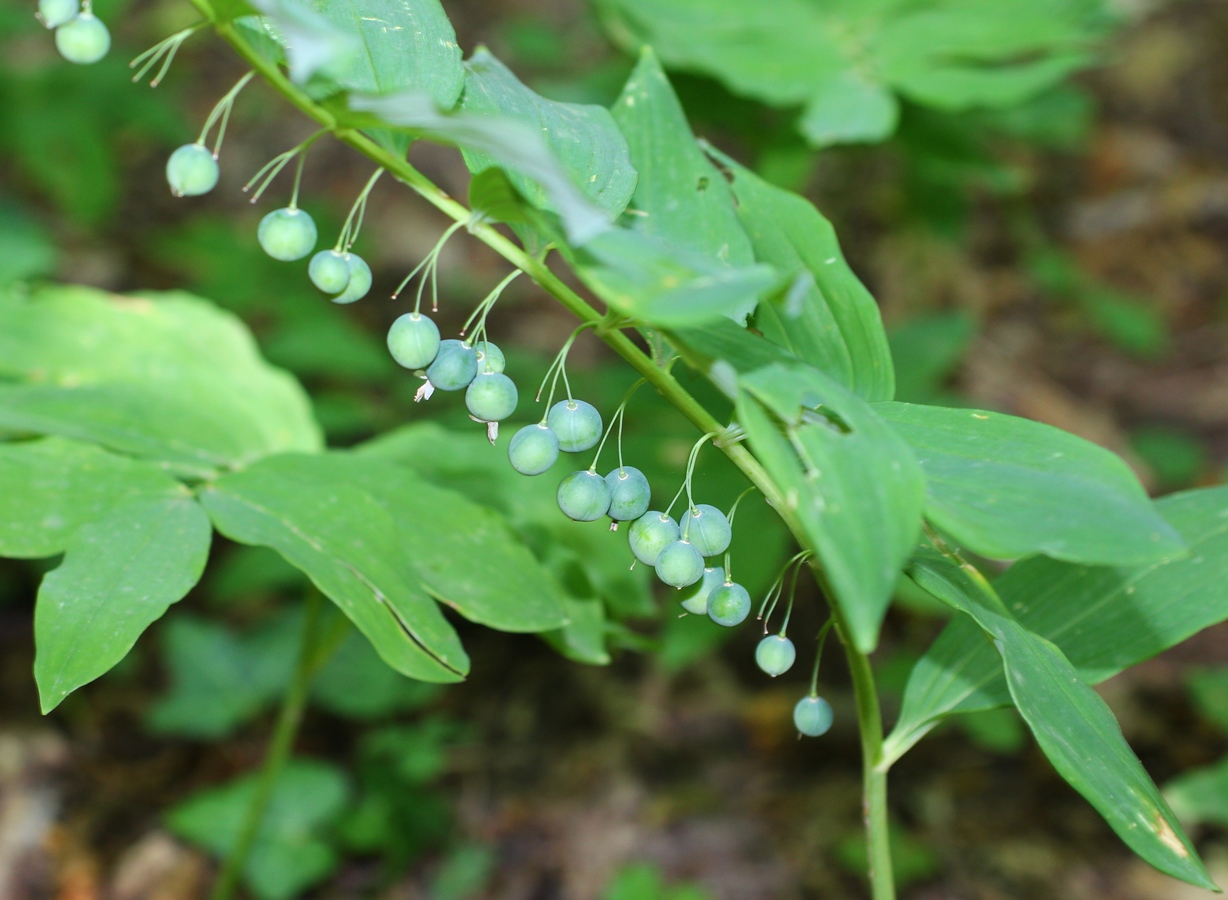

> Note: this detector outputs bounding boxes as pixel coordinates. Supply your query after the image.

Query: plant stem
[839,621,895,900]
[208,592,326,900]
[186,7,896,894]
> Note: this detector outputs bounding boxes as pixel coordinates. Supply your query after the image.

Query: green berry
[387,313,440,370]
[604,466,651,522]
[509,424,559,476]
[707,581,751,627]
[331,253,371,304]
[466,372,518,422]
[793,696,833,737]
[557,469,611,521]
[426,340,477,391]
[755,635,796,677]
[257,207,317,261]
[38,0,79,28]
[655,540,704,589]
[166,144,219,198]
[547,399,603,453]
[474,341,505,374]
[680,504,732,558]
[679,566,724,615]
[628,511,679,566]
[309,250,351,294]
[55,12,109,64]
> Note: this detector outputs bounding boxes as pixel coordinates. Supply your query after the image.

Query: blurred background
[2,0,1228,897]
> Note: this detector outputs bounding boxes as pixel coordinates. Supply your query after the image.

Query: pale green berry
[656,540,704,589]
[38,0,79,30]
[55,12,110,64]
[755,635,796,677]
[604,466,651,522]
[509,424,559,476]
[680,504,732,558]
[331,253,371,304]
[166,144,219,197]
[679,566,724,615]
[794,696,833,737]
[547,399,603,453]
[557,470,611,521]
[466,372,518,422]
[707,582,751,627]
[387,313,440,370]
[309,250,351,294]
[628,511,679,566]
[474,341,505,374]
[257,207,317,261]
[426,340,477,391]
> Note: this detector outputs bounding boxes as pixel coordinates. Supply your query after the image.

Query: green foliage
[594,0,1113,146]
[907,552,1212,889]
[167,759,350,900]
[876,402,1185,564]
[604,863,711,900]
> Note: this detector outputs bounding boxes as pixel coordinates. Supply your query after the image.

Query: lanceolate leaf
[0,437,182,558]
[34,494,212,713]
[906,554,1213,890]
[876,402,1185,565]
[458,48,637,227]
[887,486,1228,761]
[202,454,469,683]
[0,287,321,476]
[611,48,757,323]
[704,147,894,401]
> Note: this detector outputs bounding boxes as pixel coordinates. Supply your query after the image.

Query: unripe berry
[547,399,602,453]
[680,504,732,558]
[166,144,219,198]
[55,12,110,64]
[655,540,704,589]
[387,313,440,370]
[257,207,317,261]
[38,0,79,28]
[604,466,651,522]
[309,250,351,294]
[508,424,559,476]
[557,470,611,521]
[678,566,724,615]
[628,511,679,566]
[426,340,477,391]
[793,696,833,737]
[707,581,751,627]
[755,634,796,677]
[331,253,370,304]
[466,372,518,422]
[474,341,506,374]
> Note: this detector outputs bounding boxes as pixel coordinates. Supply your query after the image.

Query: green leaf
[1166,757,1228,828]
[34,494,212,712]
[0,287,321,476]
[167,759,349,900]
[734,361,923,652]
[201,454,469,684]
[887,486,1228,760]
[610,48,758,323]
[146,613,298,739]
[596,0,1112,146]
[876,402,1185,565]
[703,147,895,400]
[335,457,570,633]
[907,553,1213,889]
[312,623,442,720]
[569,228,776,326]
[0,437,182,558]
[457,47,637,226]
[350,88,611,244]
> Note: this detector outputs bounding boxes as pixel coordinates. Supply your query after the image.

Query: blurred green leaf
[312,625,443,719]
[876,402,1185,565]
[34,494,212,712]
[908,553,1212,889]
[430,843,495,900]
[886,311,975,405]
[1185,668,1228,737]
[1166,757,1228,828]
[1130,426,1208,491]
[147,613,299,739]
[167,759,349,900]
[0,287,322,476]
[0,205,56,285]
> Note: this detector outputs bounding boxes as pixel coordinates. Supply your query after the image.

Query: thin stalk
[208,593,331,900]
[185,8,897,894]
[837,618,895,900]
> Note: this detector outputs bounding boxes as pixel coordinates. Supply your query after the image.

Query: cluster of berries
[38,0,110,65]
[388,312,518,434]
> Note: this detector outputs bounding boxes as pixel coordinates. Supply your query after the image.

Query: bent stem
[185,4,899,893]
[209,592,336,900]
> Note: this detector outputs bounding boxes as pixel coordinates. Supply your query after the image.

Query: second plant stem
[188,6,896,895]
